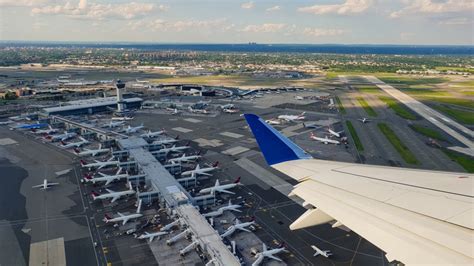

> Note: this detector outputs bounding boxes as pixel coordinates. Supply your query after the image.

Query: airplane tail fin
[60,140,66,146]
[104,214,112,221]
[84,174,93,180]
[234,176,241,184]
[74,148,80,154]
[212,161,219,168]
[243,114,312,165]
[175,135,180,140]
[91,191,99,199]
[80,160,87,166]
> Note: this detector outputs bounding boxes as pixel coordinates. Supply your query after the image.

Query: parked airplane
[222,108,240,114]
[32,179,59,190]
[188,107,209,114]
[327,128,344,138]
[80,157,120,170]
[138,231,168,243]
[220,219,255,238]
[265,119,282,125]
[0,120,13,125]
[278,112,306,122]
[32,125,58,135]
[203,200,242,218]
[84,167,128,186]
[124,124,144,134]
[111,116,134,121]
[60,137,89,149]
[46,132,77,142]
[243,114,474,265]
[140,129,166,138]
[168,153,201,164]
[311,245,332,258]
[104,199,143,225]
[152,136,179,146]
[252,243,286,266]
[166,107,180,115]
[199,177,240,195]
[92,182,135,203]
[358,117,371,123]
[181,162,219,177]
[104,120,125,128]
[157,144,190,155]
[309,133,340,145]
[15,122,49,129]
[219,104,235,110]
[74,145,109,157]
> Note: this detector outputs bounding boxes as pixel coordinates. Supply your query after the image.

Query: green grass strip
[432,105,474,125]
[442,149,474,173]
[377,123,419,165]
[335,96,346,114]
[409,124,446,141]
[356,97,377,117]
[379,96,417,120]
[346,121,364,152]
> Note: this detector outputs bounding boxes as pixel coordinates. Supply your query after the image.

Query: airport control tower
[116,80,126,113]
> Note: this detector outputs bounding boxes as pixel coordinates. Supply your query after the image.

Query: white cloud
[31,0,162,20]
[241,23,286,33]
[241,1,254,9]
[266,5,281,12]
[129,18,230,32]
[298,0,373,15]
[0,0,47,7]
[302,27,346,37]
[390,0,473,18]
[439,17,473,25]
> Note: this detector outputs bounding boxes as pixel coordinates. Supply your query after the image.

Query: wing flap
[291,179,474,264]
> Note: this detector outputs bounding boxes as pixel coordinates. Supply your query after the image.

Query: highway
[364,75,474,154]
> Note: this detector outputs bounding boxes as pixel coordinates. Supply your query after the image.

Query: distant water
[2,42,473,55]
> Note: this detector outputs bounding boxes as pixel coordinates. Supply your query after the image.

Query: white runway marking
[219,132,244,139]
[193,138,224,147]
[222,146,250,156]
[0,138,17,145]
[172,127,193,133]
[183,118,202,123]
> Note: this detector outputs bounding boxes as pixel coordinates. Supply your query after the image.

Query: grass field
[442,149,474,173]
[335,96,346,114]
[409,124,446,141]
[346,121,364,152]
[425,97,474,109]
[432,105,474,125]
[377,76,448,85]
[378,123,419,165]
[356,97,377,117]
[379,96,417,120]
[356,86,380,94]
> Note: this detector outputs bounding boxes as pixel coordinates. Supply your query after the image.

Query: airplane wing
[48,182,59,186]
[266,255,282,262]
[32,184,44,188]
[218,189,235,195]
[117,212,125,217]
[105,188,114,194]
[244,114,474,265]
[122,218,129,225]
[238,227,251,233]
[111,196,119,203]
[104,179,113,186]
[98,172,107,177]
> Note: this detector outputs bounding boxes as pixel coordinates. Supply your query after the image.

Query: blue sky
[0,0,472,44]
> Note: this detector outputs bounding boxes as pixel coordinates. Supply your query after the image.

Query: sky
[0,0,473,45]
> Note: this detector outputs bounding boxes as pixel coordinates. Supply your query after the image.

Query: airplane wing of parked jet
[244,114,473,265]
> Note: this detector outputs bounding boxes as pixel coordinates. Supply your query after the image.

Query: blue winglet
[244,114,312,165]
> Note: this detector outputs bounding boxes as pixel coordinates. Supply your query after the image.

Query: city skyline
[0,0,473,45]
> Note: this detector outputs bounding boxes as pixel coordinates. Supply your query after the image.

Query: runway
[364,75,474,155]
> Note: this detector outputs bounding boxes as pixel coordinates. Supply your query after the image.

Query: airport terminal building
[42,97,143,116]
